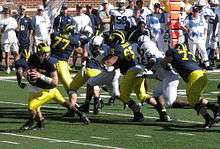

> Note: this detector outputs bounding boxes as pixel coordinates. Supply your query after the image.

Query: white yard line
[0,100,208,125]
[135,134,152,138]
[91,136,110,140]
[0,133,124,149]
[0,140,20,145]
[178,132,195,136]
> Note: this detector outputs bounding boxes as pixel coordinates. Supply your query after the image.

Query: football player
[101,31,170,122]
[20,43,90,130]
[110,0,133,32]
[162,43,220,128]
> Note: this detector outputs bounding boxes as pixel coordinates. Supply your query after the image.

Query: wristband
[40,74,53,84]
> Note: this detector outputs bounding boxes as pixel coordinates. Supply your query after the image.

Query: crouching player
[19,43,89,130]
[162,43,220,128]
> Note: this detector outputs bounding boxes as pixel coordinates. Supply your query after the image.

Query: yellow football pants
[28,88,65,110]
[186,70,207,106]
[119,69,151,103]
[69,67,101,91]
[56,60,72,90]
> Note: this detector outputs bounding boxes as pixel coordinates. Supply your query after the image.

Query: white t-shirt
[0,17,18,44]
[184,15,207,43]
[73,14,92,33]
[32,15,51,41]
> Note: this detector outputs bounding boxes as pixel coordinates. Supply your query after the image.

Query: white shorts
[3,43,19,53]
[87,69,121,97]
[153,74,179,106]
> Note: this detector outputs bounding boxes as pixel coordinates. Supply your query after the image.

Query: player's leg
[120,70,144,122]
[53,88,90,124]
[3,43,11,73]
[134,74,171,122]
[56,60,73,90]
[187,70,220,128]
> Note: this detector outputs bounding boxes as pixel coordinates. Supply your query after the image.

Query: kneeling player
[19,43,90,130]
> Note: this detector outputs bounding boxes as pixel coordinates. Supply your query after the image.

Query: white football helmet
[81,25,93,38]
[91,36,104,46]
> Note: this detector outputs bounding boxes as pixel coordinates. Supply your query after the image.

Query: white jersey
[183,15,207,43]
[85,42,109,64]
[110,8,133,31]
[215,8,220,35]
[32,15,51,41]
[73,14,92,33]
[0,17,18,44]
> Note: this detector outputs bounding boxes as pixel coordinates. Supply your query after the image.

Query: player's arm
[29,70,59,88]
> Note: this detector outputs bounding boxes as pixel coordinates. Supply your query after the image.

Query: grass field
[0,71,220,149]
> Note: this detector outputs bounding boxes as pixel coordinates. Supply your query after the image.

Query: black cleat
[107,97,115,105]
[93,98,103,115]
[204,118,215,129]
[132,112,144,122]
[20,119,35,130]
[74,108,90,125]
[79,113,90,125]
[32,120,45,130]
[158,112,172,122]
[79,102,90,113]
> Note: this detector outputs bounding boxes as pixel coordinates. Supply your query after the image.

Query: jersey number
[178,49,196,61]
[116,16,127,24]
[124,48,135,61]
[52,36,70,51]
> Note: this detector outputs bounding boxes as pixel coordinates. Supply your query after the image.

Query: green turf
[0,72,220,149]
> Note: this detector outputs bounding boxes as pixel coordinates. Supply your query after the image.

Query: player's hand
[29,70,41,80]
[18,82,26,89]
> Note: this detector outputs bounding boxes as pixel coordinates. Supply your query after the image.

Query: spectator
[98,0,114,13]
[32,5,51,52]
[16,5,33,55]
[0,7,19,74]
[73,4,92,34]
[85,4,100,34]
[98,1,111,34]
[53,4,73,32]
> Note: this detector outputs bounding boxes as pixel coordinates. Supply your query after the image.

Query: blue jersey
[28,54,58,89]
[165,48,201,82]
[53,15,73,32]
[113,42,136,74]
[16,15,33,45]
[15,58,29,70]
[50,32,79,61]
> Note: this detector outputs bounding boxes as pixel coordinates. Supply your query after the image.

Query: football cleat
[32,119,45,130]
[20,118,35,130]
[74,108,90,125]
[93,97,103,115]
[204,118,215,129]
[158,112,172,122]
[107,97,116,105]
[79,113,90,125]
[132,112,144,122]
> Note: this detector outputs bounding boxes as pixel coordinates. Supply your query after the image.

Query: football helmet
[108,30,126,46]
[37,42,50,53]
